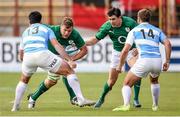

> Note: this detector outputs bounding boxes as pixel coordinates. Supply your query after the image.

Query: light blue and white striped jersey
[20,23,56,53]
[126,22,167,58]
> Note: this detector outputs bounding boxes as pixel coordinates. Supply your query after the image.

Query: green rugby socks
[134,79,141,101]
[31,81,49,101]
[99,82,111,101]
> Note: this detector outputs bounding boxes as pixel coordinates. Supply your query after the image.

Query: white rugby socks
[151,84,160,106]
[122,85,131,106]
[67,74,84,100]
[12,81,27,109]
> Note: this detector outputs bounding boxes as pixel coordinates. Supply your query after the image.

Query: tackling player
[27,17,95,109]
[12,11,78,111]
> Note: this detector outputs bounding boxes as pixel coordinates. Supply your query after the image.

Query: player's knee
[150,78,159,84]
[150,75,159,84]
[48,72,60,81]
[123,79,129,86]
[123,78,134,87]
[108,79,116,87]
[21,78,29,84]
[56,61,75,75]
[45,79,57,88]
[20,74,31,84]
[50,80,57,85]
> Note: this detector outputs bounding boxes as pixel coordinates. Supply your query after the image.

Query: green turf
[0,72,180,116]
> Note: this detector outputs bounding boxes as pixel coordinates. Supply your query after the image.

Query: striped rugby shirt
[126,22,167,58]
[20,23,56,53]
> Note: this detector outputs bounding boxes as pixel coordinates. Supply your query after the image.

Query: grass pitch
[0,72,180,116]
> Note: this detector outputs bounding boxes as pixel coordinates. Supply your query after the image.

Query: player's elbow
[86,37,99,46]
[84,47,88,55]
[80,46,88,55]
[164,39,172,49]
[82,46,88,56]
[167,40,172,49]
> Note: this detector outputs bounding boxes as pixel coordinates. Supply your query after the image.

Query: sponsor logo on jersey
[125,27,130,32]
[109,30,114,34]
[68,40,76,47]
[118,36,126,44]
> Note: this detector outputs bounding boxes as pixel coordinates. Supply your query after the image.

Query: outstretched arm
[85,37,100,46]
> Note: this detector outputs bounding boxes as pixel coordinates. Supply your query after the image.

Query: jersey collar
[140,22,149,25]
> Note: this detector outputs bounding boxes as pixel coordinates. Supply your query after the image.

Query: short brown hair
[61,17,74,28]
[138,9,152,22]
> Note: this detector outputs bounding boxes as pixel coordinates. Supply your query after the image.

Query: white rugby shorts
[110,49,134,68]
[130,58,162,78]
[22,50,62,76]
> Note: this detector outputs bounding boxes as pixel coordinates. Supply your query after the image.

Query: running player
[86,7,142,108]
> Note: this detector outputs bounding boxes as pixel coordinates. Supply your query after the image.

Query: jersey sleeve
[95,22,109,40]
[159,31,167,43]
[48,28,56,40]
[20,30,29,50]
[125,30,135,46]
[74,31,85,48]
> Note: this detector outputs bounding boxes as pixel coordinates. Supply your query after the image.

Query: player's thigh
[130,58,150,78]
[150,58,162,77]
[22,54,38,77]
[110,49,120,68]
[109,50,120,82]
[123,71,141,87]
[37,50,63,73]
[110,49,138,68]
[149,58,162,83]
[108,68,119,82]
[55,60,74,75]
[131,58,162,78]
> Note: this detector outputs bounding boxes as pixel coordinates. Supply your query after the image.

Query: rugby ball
[65,45,79,56]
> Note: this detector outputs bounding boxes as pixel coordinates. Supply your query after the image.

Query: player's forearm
[164,40,172,63]
[119,44,131,67]
[120,52,128,68]
[72,47,87,61]
[85,40,94,46]
[19,49,24,61]
[54,44,72,61]
[85,37,99,46]
[50,38,72,61]
[116,50,128,72]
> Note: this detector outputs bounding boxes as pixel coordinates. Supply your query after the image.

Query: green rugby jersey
[96,16,137,52]
[47,25,85,55]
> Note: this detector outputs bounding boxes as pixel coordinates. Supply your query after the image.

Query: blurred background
[0,0,180,72]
